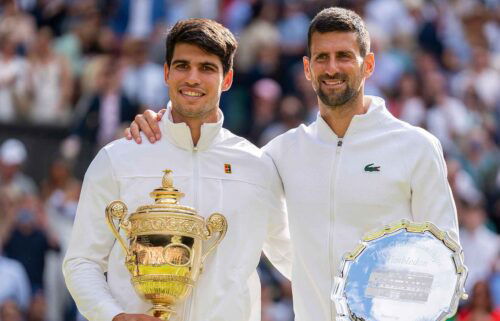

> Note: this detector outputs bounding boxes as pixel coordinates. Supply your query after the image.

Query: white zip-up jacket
[263,96,459,321]
[63,108,292,321]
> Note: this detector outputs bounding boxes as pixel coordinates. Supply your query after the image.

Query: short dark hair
[307,7,370,57]
[166,18,237,75]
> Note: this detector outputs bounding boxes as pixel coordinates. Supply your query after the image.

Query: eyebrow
[336,50,355,56]
[313,49,356,57]
[171,59,219,70]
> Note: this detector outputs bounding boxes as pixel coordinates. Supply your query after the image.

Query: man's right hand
[112,313,162,321]
[124,109,166,144]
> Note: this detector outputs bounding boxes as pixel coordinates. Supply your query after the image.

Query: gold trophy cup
[105,170,228,320]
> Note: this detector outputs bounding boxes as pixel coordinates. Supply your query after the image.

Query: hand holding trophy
[105,170,228,320]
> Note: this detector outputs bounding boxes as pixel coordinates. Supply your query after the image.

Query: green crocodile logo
[364,163,380,172]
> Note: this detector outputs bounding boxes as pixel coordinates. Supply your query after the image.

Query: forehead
[309,31,361,56]
[171,43,223,66]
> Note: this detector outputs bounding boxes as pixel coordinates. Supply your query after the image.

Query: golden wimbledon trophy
[105,169,228,320]
[332,220,468,321]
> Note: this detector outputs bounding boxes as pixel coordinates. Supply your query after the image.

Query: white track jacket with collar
[263,96,459,321]
[63,107,292,321]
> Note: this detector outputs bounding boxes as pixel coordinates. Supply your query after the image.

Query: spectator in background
[235,1,280,73]
[61,55,139,165]
[259,95,306,146]
[121,38,167,111]
[79,27,121,96]
[459,128,500,230]
[249,78,282,144]
[70,55,138,154]
[460,203,499,295]
[26,27,73,126]
[289,63,318,123]
[259,257,294,321]
[42,158,80,321]
[392,72,426,126]
[447,158,483,212]
[2,194,60,292]
[278,1,309,61]
[30,0,68,37]
[0,0,36,53]
[26,291,48,321]
[108,0,166,39]
[0,32,29,122]
[0,299,24,321]
[424,70,470,154]
[461,86,497,139]
[452,46,500,111]
[220,0,253,34]
[53,10,100,77]
[458,281,500,321]
[0,138,37,196]
[0,238,31,312]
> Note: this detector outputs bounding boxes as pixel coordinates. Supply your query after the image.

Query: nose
[324,58,338,76]
[185,68,201,86]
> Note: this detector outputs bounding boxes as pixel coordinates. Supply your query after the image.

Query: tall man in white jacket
[63,19,292,321]
[126,7,460,321]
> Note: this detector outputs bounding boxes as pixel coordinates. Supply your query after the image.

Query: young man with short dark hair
[64,18,291,321]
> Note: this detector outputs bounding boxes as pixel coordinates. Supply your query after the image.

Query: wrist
[112,313,125,321]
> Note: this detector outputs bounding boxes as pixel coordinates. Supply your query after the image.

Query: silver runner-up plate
[332,220,468,321]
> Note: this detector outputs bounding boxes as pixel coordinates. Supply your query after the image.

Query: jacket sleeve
[261,153,292,280]
[62,148,124,321]
[410,133,460,242]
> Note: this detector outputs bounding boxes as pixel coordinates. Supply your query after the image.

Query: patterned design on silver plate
[332,220,468,321]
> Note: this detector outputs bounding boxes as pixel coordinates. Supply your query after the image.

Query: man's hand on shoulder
[124,109,166,144]
[112,313,162,321]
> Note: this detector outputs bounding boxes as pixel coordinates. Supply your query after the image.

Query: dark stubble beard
[316,73,361,108]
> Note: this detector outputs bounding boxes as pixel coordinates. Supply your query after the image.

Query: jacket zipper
[184,146,199,321]
[330,139,343,320]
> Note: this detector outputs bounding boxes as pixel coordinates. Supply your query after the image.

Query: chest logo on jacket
[224,163,232,174]
[364,163,380,172]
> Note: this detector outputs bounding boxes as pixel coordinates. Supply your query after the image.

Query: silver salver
[332,220,468,321]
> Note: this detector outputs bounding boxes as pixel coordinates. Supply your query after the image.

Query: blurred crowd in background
[0,0,499,320]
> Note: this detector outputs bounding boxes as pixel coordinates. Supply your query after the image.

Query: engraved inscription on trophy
[365,270,434,302]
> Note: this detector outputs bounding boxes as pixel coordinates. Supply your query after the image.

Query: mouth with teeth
[321,78,346,88]
[180,89,205,99]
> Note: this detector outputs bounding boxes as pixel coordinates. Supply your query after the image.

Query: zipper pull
[337,140,343,147]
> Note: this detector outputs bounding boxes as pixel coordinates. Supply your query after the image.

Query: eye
[202,64,216,72]
[175,63,188,70]
[337,52,353,60]
[315,54,328,61]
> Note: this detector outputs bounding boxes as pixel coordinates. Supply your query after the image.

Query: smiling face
[165,43,233,120]
[303,31,374,109]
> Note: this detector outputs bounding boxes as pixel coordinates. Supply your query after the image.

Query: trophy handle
[201,213,228,264]
[105,200,130,256]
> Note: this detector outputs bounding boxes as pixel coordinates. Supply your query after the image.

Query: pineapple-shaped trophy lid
[136,169,197,215]
[150,169,184,204]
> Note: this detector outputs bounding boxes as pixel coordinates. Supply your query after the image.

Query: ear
[362,52,375,78]
[221,69,234,92]
[303,56,312,81]
[164,63,170,84]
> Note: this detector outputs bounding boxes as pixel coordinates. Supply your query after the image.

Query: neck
[319,93,371,138]
[171,108,219,146]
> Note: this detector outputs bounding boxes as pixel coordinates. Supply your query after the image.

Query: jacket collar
[314,95,387,143]
[161,102,224,151]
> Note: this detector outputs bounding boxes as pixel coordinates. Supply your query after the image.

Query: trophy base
[149,304,175,321]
